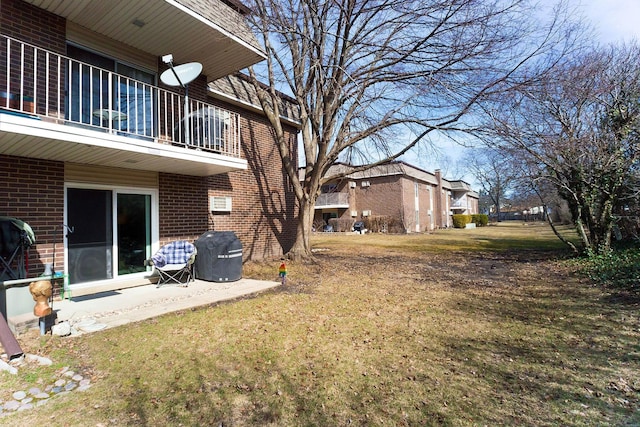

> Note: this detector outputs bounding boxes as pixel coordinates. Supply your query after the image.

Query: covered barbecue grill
[0,217,35,281]
[194,231,242,282]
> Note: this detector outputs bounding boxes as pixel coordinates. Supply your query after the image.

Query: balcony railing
[316,192,349,207]
[0,34,240,157]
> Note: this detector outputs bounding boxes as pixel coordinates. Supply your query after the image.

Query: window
[66,44,156,137]
[321,184,338,193]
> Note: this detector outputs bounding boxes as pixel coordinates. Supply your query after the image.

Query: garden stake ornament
[279,258,287,285]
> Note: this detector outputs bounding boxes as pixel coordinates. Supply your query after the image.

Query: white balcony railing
[451,201,468,208]
[0,34,240,157]
[316,192,349,207]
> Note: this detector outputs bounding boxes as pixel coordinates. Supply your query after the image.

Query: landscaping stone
[77,384,92,392]
[11,391,26,401]
[0,359,17,375]
[25,354,52,366]
[0,355,93,418]
[3,401,20,411]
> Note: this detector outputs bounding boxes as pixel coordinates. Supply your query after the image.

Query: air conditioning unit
[362,210,371,217]
[361,181,370,187]
[351,210,358,217]
[210,196,232,212]
[349,181,356,188]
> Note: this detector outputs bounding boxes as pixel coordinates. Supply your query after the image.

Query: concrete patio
[34,278,280,336]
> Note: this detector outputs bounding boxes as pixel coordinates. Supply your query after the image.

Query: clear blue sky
[407,0,640,189]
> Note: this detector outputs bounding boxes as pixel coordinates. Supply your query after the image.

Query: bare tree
[483,43,640,253]
[246,0,578,258]
[461,148,517,221]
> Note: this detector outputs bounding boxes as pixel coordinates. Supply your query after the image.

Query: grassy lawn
[3,222,639,426]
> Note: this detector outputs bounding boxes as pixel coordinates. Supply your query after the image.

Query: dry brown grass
[3,222,639,426]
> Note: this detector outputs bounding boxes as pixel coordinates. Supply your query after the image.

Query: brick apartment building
[0,0,299,324]
[313,162,479,232]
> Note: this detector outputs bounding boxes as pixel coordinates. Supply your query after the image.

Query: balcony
[20,0,266,82]
[315,193,350,209]
[451,199,469,211]
[0,34,247,176]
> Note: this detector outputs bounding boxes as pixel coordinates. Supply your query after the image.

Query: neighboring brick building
[0,0,299,312]
[312,162,479,232]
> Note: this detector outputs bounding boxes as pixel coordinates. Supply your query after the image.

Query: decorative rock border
[0,353,92,417]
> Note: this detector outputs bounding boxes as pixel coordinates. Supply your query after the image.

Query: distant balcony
[315,192,349,209]
[0,34,245,176]
[451,199,469,211]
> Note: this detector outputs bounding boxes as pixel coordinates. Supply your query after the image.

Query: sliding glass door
[67,187,155,285]
[116,193,151,275]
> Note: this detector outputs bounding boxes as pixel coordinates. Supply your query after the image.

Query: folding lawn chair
[150,241,197,287]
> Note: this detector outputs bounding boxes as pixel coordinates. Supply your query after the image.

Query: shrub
[313,219,326,232]
[472,214,489,227]
[452,214,472,228]
[364,216,403,233]
[575,248,640,291]
[327,217,354,232]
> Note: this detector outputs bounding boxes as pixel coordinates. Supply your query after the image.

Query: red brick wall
[1,0,66,53]
[204,100,298,259]
[439,189,450,227]
[1,0,67,114]
[355,175,404,220]
[422,185,435,230]
[157,173,209,245]
[398,177,435,232]
[336,181,355,221]
[400,177,416,231]
[0,156,65,275]
[417,182,433,232]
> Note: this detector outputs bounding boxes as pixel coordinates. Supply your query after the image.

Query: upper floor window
[66,44,156,137]
[321,184,338,193]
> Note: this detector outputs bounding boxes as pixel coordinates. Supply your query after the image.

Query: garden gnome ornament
[29,280,53,317]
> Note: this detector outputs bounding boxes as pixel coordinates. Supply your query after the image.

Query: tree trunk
[287,197,316,260]
[575,218,591,252]
[546,209,579,255]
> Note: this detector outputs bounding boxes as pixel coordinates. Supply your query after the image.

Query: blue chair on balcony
[149,241,197,287]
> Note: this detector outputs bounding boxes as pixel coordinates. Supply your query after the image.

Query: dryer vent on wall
[210,196,232,212]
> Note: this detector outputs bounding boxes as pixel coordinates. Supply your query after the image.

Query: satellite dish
[160,62,203,87]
